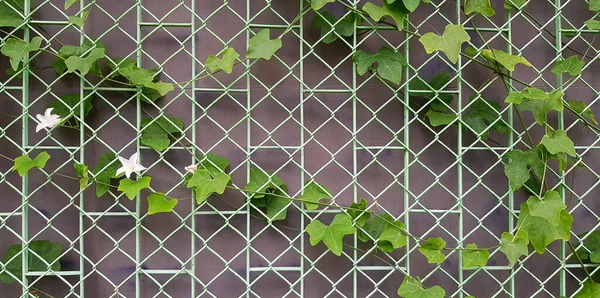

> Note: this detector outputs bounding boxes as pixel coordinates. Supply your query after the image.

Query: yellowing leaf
[13,152,50,176]
[306,214,356,256]
[118,176,151,200]
[419,24,470,63]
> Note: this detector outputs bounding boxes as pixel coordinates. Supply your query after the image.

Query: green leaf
[378,219,408,252]
[300,181,332,210]
[402,0,421,12]
[1,37,42,71]
[312,12,356,44]
[13,152,50,176]
[541,129,576,157]
[144,81,174,97]
[306,214,357,256]
[590,0,600,12]
[552,56,584,76]
[426,109,457,126]
[464,0,495,16]
[462,243,490,268]
[147,192,178,215]
[186,169,231,204]
[246,29,282,60]
[481,48,532,72]
[499,231,529,265]
[418,237,446,264]
[362,1,409,30]
[92,153,120,198]
[205,47,239,74]
[197,153,230,176]
[74,163,89,189]
[0,240,63,284]
[118,176,151,200]
[567,100,598,125]
[118,63,154,85]
[105,59,169,102]
[245,168,284,199]
[506,88,564,125]
[52,40,105,76]
[517,202,572,254]
[526,191,566,226]
[65,48,105,75]
[419,24,470,64]
[410,72,454,112]
[65,0,79,10]
[504,0,527,10]
[0,0,26,28]
[585,20,600,30]
[575,281,600,298]
[397,276,445,298]
[462,97,509,139]
[263,184,292,221]
[348,198,370,227]
[140,115,184,152]
[309,0,335,10]
[504,148,545,191]
[45,94,93,122]
[353,46,407,85]
[574,231,600,263]
[358,214,392,242]
[68,11,89,27]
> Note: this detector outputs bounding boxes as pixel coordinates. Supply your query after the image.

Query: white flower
[185,164,198,174]
[116,153,146,178]
[35,108,61,133]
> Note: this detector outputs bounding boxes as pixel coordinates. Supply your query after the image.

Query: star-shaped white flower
[185,164,198,174]
[116,153,146,178]
[35,108,61,133]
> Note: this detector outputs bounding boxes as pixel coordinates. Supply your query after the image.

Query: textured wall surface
[1,0,599,297]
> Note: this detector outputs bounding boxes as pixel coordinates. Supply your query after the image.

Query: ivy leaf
[464,0,496,16]
[574,231,600,263]
[206,47,239,74]
[65,48,105,75]
[378,219,408,252]
[481,48,532,72]
[506,88,564,125]
[517,202,572,254]
[348,198,370,227]
[362,1,409,30]
[68,10,89,27]
[0,240,63,284]
[300,181,332,210]
[1,37,42,71]
[263,184,292,221]
[567,100,598,125]
[309,0,335,10]
[426,110,456,126]
[13,152,50,176]
[585,20,600,30]
[118,63,154,85]
[499,231,529,265]
[462,97,509,139]
[106,59,169,102]
[245,168,284,199]
[45,94,93,122]
[526,191,566,227]
[552,56,584,76]
[65,0,79,10]
[197,153,230,176]
[0,0,26,28]
[462,243,490,268]
[402,0,422,12]
[186,169,231,204]
[147,192,178,215]
[541,130,576,157]
[590,0,600,12]
[397,276,446,298]
[353,46,407,85]
[575,281,600,298]
[52,40,105,76]
[306,214,357,256]
[140,115,184,152]
[419,24,470,64]
[118,176,151,200]
[246,29,282,60]
[358,214,391,242]
[312,12,356,44]
[504,0,527,10]
[92,153,120,198]
[504,148,544,191]
[418,237,446,264]
[74,163,89,189]
[144,81,174,97]
[410,72,454,112]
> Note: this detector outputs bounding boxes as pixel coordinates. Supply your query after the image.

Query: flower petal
[116,167,126,177]
[118,156,130,167]
[129,152,139,163]
[35,123,44,133]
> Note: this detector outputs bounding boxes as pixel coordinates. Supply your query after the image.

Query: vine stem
[568,241,594,282]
